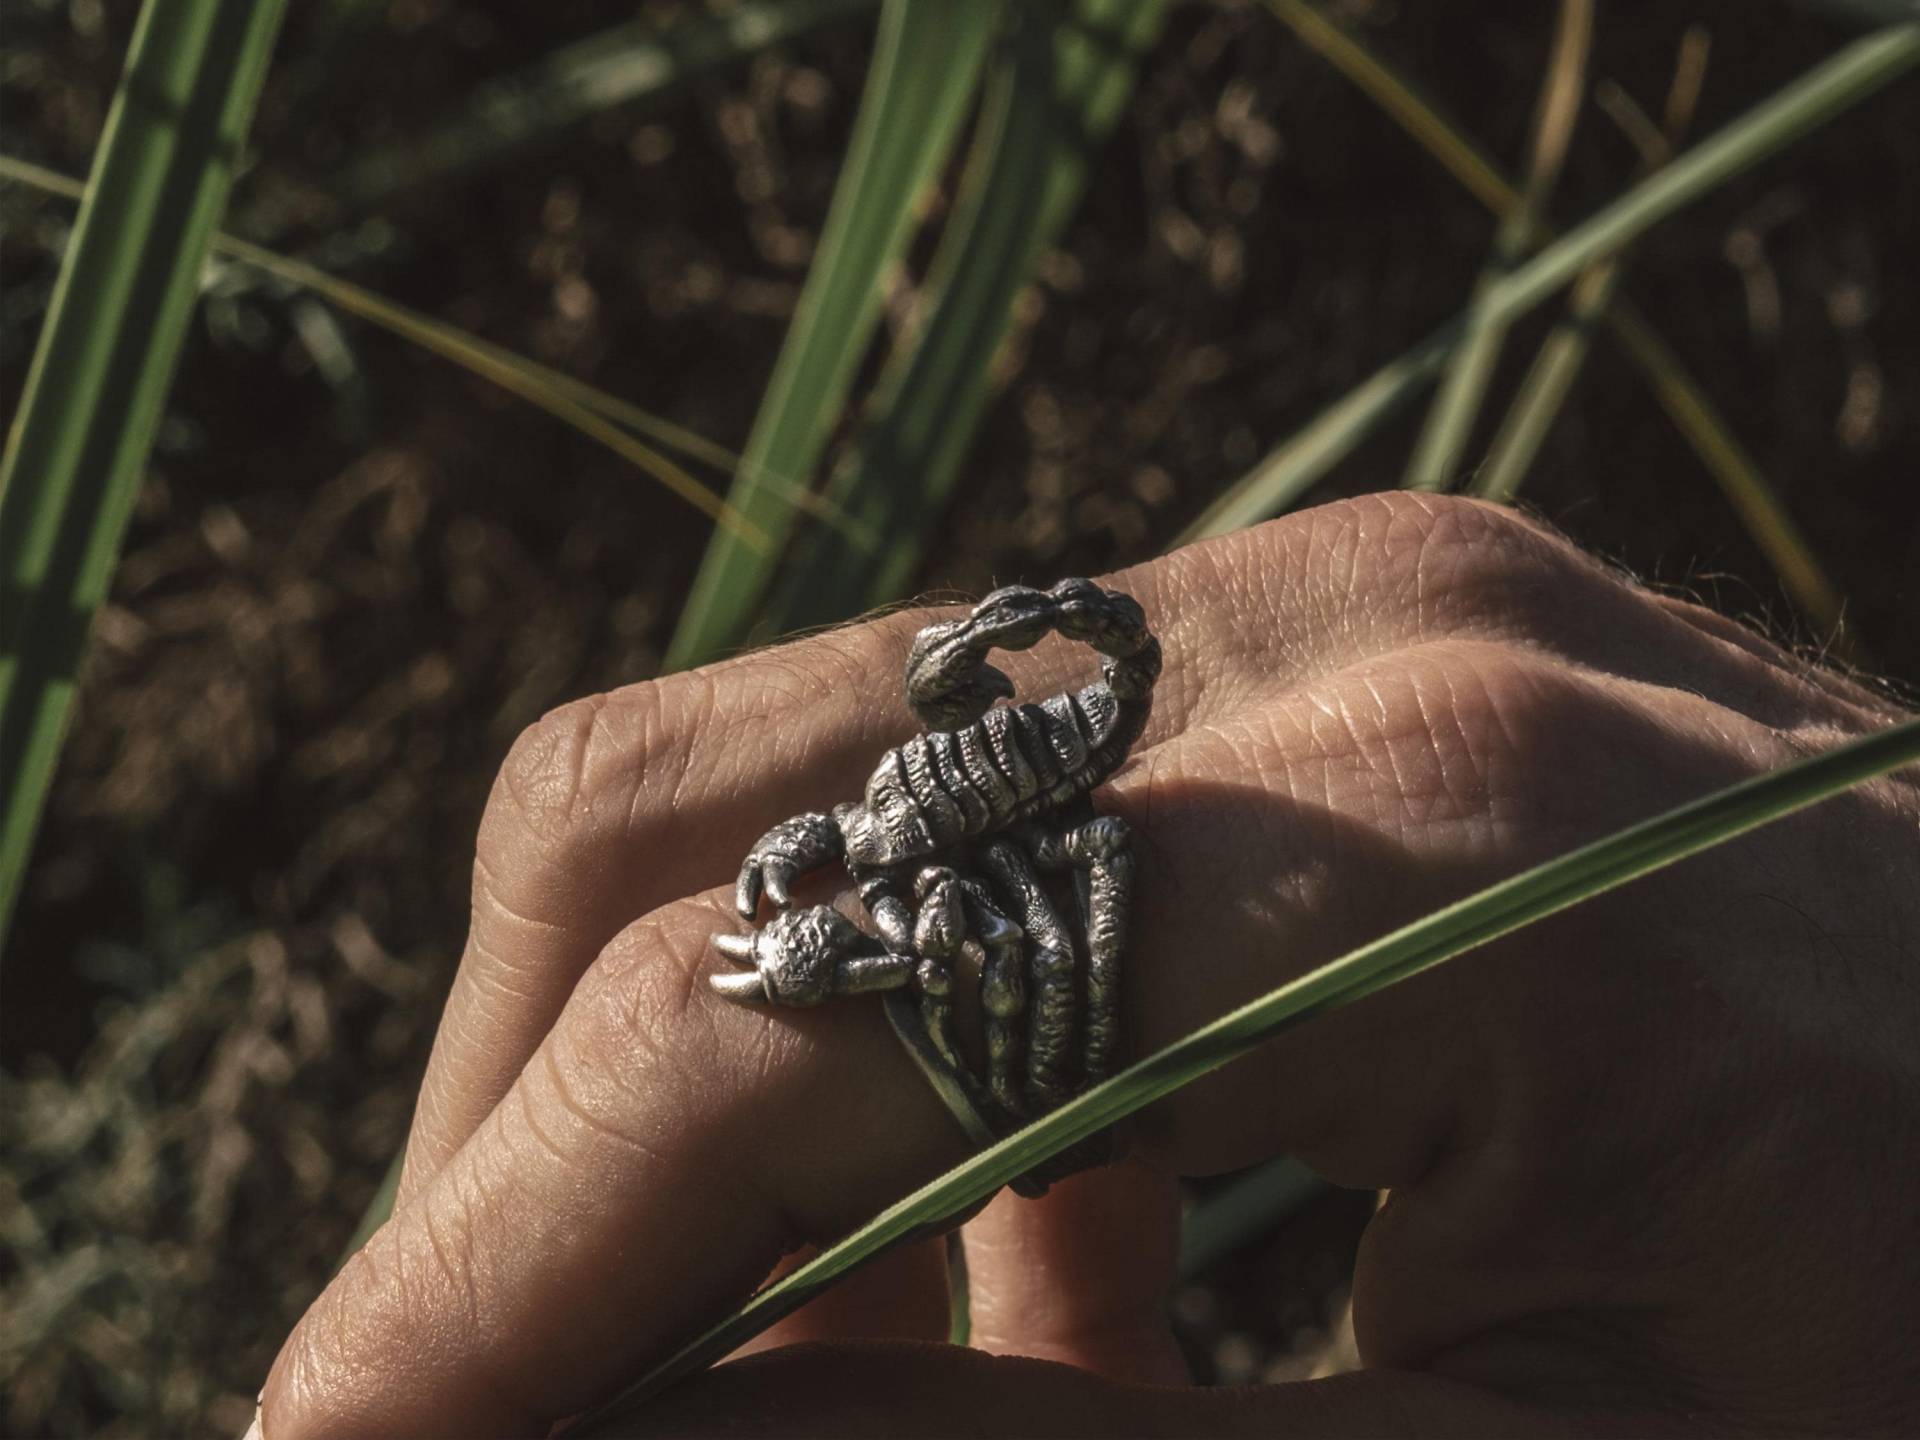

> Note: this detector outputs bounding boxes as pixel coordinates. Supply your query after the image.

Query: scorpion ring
[710,579,1161,1197]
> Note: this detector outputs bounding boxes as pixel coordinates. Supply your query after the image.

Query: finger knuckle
[1192,494,1592,671]
[1396,638,1799,844]
[270,1237,438,1437]
[1421,640,1608,785]
[561,922,685,1089]
[1326,640,1631,847]
[1377,493,1583,633]
[482,676,689,877]
[561,907,745,1132]
[541,912,796,1211]
[491,692,614,852]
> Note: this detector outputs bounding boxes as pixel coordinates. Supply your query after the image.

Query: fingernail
[240,1402,264,1440]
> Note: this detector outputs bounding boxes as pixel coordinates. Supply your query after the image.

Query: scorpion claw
[734,862,762,920]
[712,931,756,964]
[710,905,869,1008]
[761,858,796,909]
[736,812,847,919]
[708,967,768,1002]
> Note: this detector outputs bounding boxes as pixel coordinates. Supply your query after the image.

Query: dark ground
[2,1,1915,1433]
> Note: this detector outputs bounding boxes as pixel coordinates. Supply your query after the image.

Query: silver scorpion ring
[710,579,1161,1195]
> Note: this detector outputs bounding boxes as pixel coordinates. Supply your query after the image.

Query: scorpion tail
[906,615,1022,730]
[905,580,1161,761]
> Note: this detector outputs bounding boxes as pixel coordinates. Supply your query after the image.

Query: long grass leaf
[1256,0,1866,646]
[0,154,869,548]
[762,0,1169,636]
[1403,0,1592,491]
[1180,22,1919,550]
[1476,41,1712,507]
[1606,308,1852,636]
[664,0,998,672]
[0,0,289,941]
[1177,331,1456,539]
[336,1150,405,1272]
[331,0,878,211]
[1471,255,1627,503]
[569,716,1920,1432]
[1265,0,1514,212]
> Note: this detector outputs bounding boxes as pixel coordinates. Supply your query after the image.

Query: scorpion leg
[858,871,917,953]
[981,839,1077,1114]
[909,866,1021,1126]
[863,872,963,1075]
[1024,813,1132,1085]
[961,879,1026,1118]
[831,951,923,995]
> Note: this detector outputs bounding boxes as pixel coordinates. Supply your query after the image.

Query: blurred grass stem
[329,0,879,213]
[1192,7,1909,647]
[0,0,289,941]
[1403,0,1592,491]
[665,0,997,671]
[0,155,870,550]
[763,0,1169,636]
[1473,30,1712,508]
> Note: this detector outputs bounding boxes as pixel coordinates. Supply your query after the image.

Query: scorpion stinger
[712,578,1160,1195]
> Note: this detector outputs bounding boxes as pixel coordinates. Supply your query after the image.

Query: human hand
[257,493,1920,1438]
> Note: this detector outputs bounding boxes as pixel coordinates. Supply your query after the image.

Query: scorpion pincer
[711,579,1161,1173]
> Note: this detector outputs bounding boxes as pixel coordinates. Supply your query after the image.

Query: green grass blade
[1403,0,1592,492]
[1478,28,1917,320]
[1474,49,1712,508]
[0,0,289,942]
[1179,22,1920,546]
[664,0,998,672]
[6,144,859,1257]
[1266,0,1515,214]
[331,0,878,211]
[1607,308,1853,643]
[0,154,829,550]
[569,716,1920,1432]
[1254,0,1864,647]
[1176,330,1457,539]
[207,232,773,547]
[1472,255,1626,503]
[1177,1157,1326,1280]
[763,0,1169,636]
[336,1150,406,1272]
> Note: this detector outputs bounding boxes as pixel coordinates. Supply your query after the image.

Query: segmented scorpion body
[712,580,1160,1184]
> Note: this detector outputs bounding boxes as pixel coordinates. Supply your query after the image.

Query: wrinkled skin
[259,495,1920,1439]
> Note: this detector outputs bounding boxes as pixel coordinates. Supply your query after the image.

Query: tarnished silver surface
[712,579,1160,1194]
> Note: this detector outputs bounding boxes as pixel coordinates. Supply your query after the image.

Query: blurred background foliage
[1,0,1915,1433]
